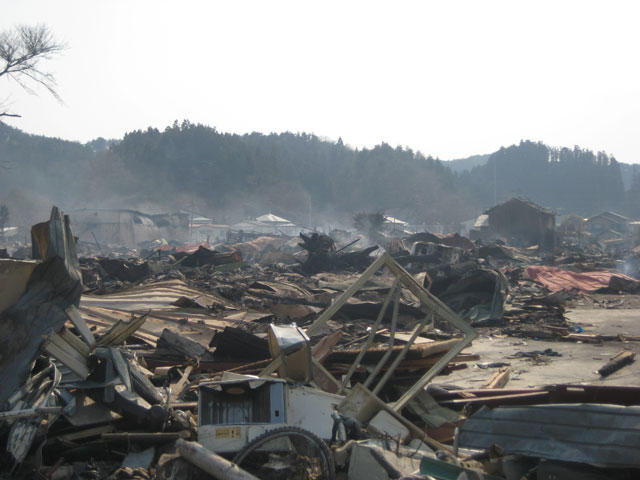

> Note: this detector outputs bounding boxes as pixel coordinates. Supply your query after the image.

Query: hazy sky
[2,1,639,162]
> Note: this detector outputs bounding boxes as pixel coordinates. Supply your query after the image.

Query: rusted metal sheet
[79,279,242,347]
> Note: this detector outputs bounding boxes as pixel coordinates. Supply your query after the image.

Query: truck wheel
[233,426,335,480]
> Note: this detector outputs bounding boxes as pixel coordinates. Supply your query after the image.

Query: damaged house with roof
[584,211,630,235]
[471,197,556,249]
[229,213,309,240]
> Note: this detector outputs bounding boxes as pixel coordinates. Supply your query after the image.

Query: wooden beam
[481,367,511,389]
[171,365,194,402]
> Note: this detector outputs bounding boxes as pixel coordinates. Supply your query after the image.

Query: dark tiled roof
[485,197,555,216]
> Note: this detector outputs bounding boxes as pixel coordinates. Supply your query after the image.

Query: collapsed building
[69,209,190,249]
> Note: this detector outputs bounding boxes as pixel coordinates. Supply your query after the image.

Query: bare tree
[0,24,65,120]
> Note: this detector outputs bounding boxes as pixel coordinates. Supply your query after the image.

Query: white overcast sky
[2,1,639,162]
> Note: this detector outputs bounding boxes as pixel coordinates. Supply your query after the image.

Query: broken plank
[481,367,511,389]
[327,338,466,363]
[102,431,190,443]
[566,333,640,342]
[311,330,343,363]
[171,365,194,402]
[311,358,341,393]
[157,328,207,359]
[54,424,116,442]
[311,331,342,393]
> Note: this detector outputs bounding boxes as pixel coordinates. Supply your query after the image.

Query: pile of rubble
[2,208,640,479]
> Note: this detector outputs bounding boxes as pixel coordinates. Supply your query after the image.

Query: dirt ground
[437,300,640,390]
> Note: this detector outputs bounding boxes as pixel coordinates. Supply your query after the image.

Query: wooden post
[598,351,636,377]
[176,439,260,480]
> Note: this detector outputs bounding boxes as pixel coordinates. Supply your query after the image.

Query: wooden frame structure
[261,251,477,412]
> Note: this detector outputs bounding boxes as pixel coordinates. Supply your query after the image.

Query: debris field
[1,205,640,480]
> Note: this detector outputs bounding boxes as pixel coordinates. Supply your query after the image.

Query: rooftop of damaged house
[1,200,640,480]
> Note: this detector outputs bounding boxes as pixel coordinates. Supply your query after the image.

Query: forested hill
[0,122,635,229]
[0,122,470,226]
[106,122,469,224]
[444,154,490,173]
[457,140,626,216]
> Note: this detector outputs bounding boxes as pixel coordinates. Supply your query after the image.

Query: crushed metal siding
[459,403,640,468]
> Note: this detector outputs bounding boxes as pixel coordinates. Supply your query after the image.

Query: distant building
[69,209,189,248]
[180,211,230,243]
[383,215,410,234]
[472,197,555,249]
[229,220,274,235]
[230,213,308,237]
[0,227,19,238]
[256,213,291,224]
[584,211,630,235]
[191,224,229,243]
[408,223,462,235]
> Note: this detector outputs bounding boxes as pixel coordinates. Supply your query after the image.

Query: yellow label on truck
[215,427,241,439]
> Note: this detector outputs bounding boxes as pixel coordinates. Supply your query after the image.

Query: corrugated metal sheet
[525,266,639,293]
[459,404,640,468]
[79,280,244,347]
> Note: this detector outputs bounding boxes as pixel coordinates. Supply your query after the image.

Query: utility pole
[493,158,497,205]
